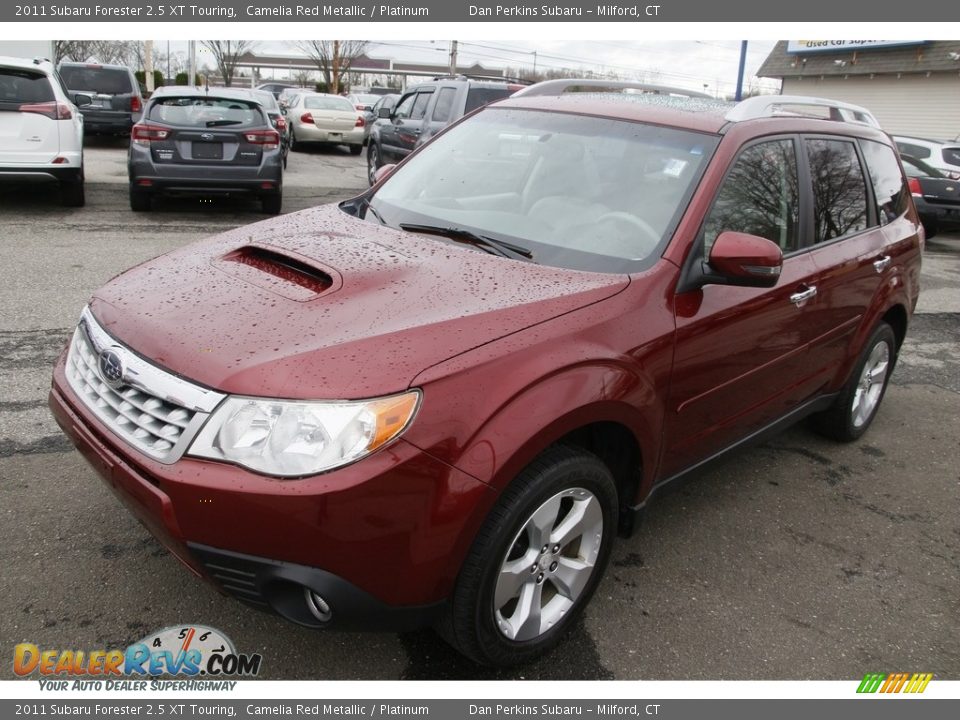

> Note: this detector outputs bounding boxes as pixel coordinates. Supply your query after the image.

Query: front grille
[64,308,225,464]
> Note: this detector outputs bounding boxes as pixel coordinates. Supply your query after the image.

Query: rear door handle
[873,255,892,273]
[789,285,817,306]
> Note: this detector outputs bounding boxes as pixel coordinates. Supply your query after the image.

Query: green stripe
[857,673,884,693]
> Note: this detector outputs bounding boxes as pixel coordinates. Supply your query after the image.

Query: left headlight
[188,390,421,477]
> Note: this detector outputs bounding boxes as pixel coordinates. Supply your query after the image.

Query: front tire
[440,446,617,666]
[367,143,381,185]
[811,322,897,442]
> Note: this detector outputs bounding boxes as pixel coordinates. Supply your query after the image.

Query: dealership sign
[787,40,927,54]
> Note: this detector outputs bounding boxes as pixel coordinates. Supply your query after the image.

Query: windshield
[367,107,718,273]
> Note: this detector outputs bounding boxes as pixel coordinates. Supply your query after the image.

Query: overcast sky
[172,39,781,96]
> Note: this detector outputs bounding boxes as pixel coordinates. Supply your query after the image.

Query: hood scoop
[214,245,341,301]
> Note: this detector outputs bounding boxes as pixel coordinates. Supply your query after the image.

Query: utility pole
[734,40,748,101]
[449,40,458,75]
[144,40,154,93]
[188,40,196,86]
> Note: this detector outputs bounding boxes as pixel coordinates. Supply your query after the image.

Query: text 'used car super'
[49,80,922,666]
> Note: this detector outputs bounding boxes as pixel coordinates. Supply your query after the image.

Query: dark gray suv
[58,62,143,135]
[128,87,283,214]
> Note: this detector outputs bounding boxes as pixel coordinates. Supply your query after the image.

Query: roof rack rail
[513,79,711,99]
[726,95,881,128]
[429,73,532,85]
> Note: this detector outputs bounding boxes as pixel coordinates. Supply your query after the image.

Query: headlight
[188,391,420,477]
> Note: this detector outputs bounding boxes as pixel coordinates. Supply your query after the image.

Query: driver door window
[703,139,801,255]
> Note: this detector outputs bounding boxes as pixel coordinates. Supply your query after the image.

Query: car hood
[89,204,628,399]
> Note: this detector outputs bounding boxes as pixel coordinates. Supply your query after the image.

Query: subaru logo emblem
[200,133,214,141]
[98,349,125,389]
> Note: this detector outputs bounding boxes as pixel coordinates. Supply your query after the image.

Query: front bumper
[49,352,495,629]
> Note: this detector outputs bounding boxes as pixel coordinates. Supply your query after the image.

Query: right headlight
[188,390,421,477]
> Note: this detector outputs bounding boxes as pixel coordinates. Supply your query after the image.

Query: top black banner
[4,0,959,22]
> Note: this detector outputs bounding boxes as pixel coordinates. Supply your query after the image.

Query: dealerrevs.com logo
[14,625,262,690]
[856,672,933,694]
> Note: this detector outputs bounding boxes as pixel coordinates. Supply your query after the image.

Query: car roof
[494,85,891,139]
[0,55,54,71]
[59,61,132,71]
[150,86,265,102]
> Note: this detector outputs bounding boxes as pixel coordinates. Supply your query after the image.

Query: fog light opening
[304,588,333,623]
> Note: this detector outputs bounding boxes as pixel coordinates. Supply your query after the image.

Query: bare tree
[296,40,369,94]
[201,40,257,87]
[55,40,144,67]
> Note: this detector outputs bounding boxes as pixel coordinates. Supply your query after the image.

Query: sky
[168,39,781,97]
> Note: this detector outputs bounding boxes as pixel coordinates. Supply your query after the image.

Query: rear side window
[147,97,264,128]
[0,68,54,105]
[60,66,132,94]
[806,138,868,243]
[860,140,910,224]
[432,87,457,122]
[943,147,960,168]
[895,141,931,160]
[703,139,801,254]
[464,87,512,114]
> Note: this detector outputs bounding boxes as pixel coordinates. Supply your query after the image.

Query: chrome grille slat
[64,308,226,464]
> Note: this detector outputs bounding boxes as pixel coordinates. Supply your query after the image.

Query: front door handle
[789,285,817,306]
[873,255,892,273]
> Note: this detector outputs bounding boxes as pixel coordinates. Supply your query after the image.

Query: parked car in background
[51,82,921,666]
[256,82,297,100]
[893,135,960,180]
[901,154,960,238]
[277,86,310,110]
[127,86,283,214]
[0,55,85,206]
[286,92,364,155]
[58,62,142,135]
[362,93,399,145]
[347,93,379,113]
[247,88,290,168]
[367,75,522,184]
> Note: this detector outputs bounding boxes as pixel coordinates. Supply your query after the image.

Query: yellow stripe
[904,674,920,694]
[917,673,933,693]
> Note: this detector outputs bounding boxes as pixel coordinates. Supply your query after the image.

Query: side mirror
[377,107,392,119]
[373,164,397,184]
[706,231,783,288]
[74,92,94,107]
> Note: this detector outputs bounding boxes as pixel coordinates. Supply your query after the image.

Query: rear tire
[349,144,362,156]
[438,445,617,666]
[129,188,151,212]
[290,128,301,152]
[261,193,282,215]
[811,322,897,442]
[60,166,85,207]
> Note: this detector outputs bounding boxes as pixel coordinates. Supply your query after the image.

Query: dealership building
[758,40,960,141]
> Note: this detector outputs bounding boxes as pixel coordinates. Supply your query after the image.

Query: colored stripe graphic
[857,672,932,693]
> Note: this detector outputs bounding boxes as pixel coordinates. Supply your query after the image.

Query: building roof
[758,40,960,79]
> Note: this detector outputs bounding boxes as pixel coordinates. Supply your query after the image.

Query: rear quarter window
[465,87,513,114]
[895,141,931,160]
[860,140,911,224]
[0,68,54,105]
[943,147,960,168]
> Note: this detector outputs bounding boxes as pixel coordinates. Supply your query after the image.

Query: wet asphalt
[0,141,957,680]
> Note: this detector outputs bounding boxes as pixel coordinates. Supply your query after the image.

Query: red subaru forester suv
[50,80,922,666]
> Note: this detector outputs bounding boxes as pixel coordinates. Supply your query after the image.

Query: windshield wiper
[205,119,242,127]
[400,223,533,260]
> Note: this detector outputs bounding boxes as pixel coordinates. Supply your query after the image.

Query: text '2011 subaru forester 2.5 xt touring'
[50,80,922,666]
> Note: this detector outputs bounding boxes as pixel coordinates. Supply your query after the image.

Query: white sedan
[286,93,365,155]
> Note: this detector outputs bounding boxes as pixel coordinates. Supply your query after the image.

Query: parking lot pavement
[0,143,957,679]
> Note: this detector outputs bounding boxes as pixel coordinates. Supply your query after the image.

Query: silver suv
[0,55,86,206]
